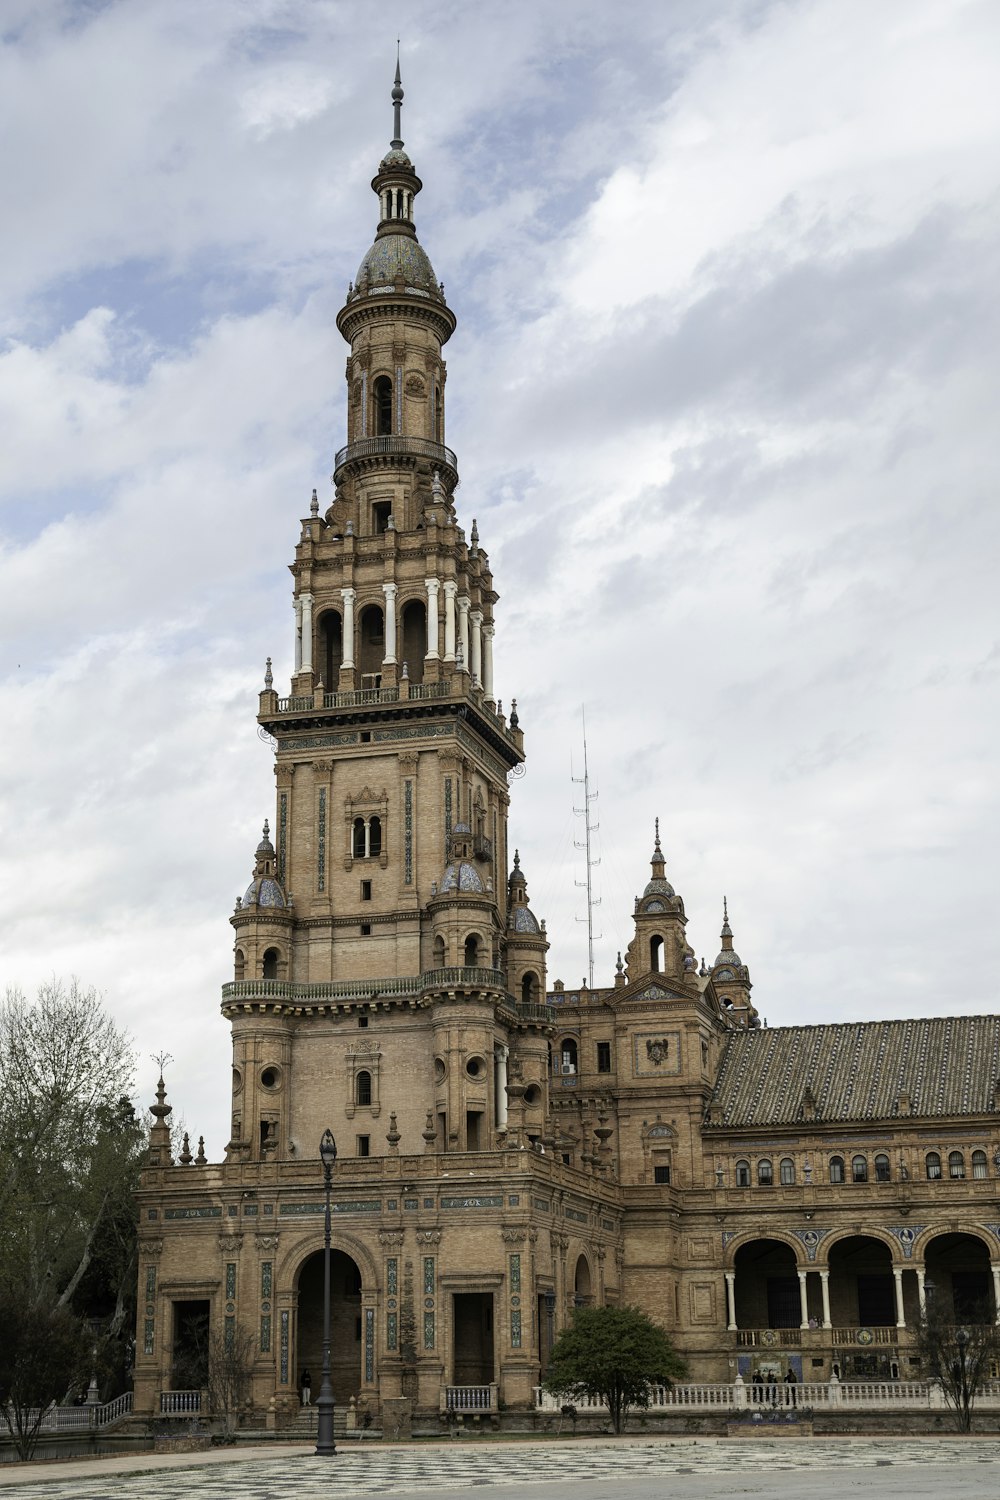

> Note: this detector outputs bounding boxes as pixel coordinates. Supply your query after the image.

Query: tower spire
[391,45,404,150]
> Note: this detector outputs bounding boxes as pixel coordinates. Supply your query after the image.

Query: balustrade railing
[534,1380,1000,1412]
[334,435,458,473]
[221,968,545,1009]
[10,1393,134,1433]
[444,1384,495,1412]
[159,1390,202,1415]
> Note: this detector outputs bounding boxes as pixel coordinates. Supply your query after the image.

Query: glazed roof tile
[710,1016,1000,1127]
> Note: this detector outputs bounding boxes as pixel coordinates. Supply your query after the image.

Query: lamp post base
[315,1389,336,1455]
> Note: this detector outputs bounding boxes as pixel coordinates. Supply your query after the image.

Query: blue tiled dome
[511,906,540,934]
[644,876,675,899]
[440,861,485,895]
[244,877,287,909]
[356,233,438,294]
[380,148,413,170]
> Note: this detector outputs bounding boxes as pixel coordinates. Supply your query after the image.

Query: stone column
[294,597,303,673]
[341,588,356,669]
[443,581,457,662]
[916,1265,927,1319]
[425,578,441,660]
[495,1046,508,1130]
[482,622,495,700]
[893,1267,905,1328]
[457,596,470,670]
[300,593,313,673]
[819,1269,831,1329]
[470,609,483,686]
[798,1270,809,1329]
[383,583,398,665]
[724,1271,736,1331]
[992,1265,1000,1324]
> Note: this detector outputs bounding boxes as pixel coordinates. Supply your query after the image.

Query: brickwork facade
[135,79,1000,1424]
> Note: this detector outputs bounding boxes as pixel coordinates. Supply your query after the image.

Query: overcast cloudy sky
[2,0,998,1156]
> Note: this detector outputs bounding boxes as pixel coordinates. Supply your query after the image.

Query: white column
[724,1271,736,1331]
[293,597,303,672]
[798,1270,809,1329]
[917,1266,927,1319]
[425,578,441,660]
[495,1046,508,1129]
[443,581,457,662]
[457,595,470,669]
[341,588,356,670]
[383,583,397,665]
[482,622,495,700]
[300,593,313,673]
[820,1269,832,1329]
[992,1266,1000,1324]
[470,609,483,685]
[893,1267,905,1328]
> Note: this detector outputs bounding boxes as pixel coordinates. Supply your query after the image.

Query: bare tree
[0,1293,92,1460]
[207,1324,257,1435]
[914,1299,1000,1432]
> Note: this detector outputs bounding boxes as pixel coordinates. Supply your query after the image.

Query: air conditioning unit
[561,1063,576,1075]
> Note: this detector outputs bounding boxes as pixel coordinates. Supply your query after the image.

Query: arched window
[262,948,279,980]
[926,1151,942,1180]
[874,1153,891,1182]
[948,1150,965,1180]
[234,949,246,982]
[432,934,446,968]
[972,1149,988,1179]
[779,1157,795,1185]
[353,817,367,859]
[374,375,393,436]
[852,1155,868,1183]
[319,610,343,686]
[829,1155,845,1184]
[521,972,539,1005]
[400,598,427,685]
[358,604,384,683]
[757,1159,773,1186]
[368,815,382,857]
[649,935,664,973]
[735,1159,751,1188]
[356,1070,372,1107]
[464,933,479,967]
[559,1039,578,1075]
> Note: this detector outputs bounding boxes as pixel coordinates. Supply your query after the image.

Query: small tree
[207,1325,257,1435]
[914,1300,1000,1433]
[0,1293,92,1459]
[542,1304,687,1433]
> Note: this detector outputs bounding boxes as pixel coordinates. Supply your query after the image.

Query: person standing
[784,1367,797,1407]
[301,1369,312,1406]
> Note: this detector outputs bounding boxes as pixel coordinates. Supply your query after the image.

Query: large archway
[924,1232,995,1322]
[827,1235,895,1328]
[733,1238,799,1329]
[296,1249,364,1403]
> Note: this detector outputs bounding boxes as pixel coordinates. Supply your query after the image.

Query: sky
[2,0,998,1158]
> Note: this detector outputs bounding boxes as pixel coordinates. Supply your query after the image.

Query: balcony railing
[443,1383,496,1413]
[334,435,458,474]
[535,1380,1000,1412]
[159,1390,202,1416]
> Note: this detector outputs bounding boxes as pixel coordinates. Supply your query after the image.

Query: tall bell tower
[225,65,540,1166]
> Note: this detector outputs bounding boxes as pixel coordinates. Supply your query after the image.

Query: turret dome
[355,234,439,294]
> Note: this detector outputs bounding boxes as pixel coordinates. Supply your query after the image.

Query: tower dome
[242,820,288,909]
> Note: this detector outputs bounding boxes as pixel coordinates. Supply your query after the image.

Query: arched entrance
[296,1249,364,1402]
[574,1254,593,1307]
[733,1238,799,1330]
[924,1233,995,1322]
[827,1234,896,1380]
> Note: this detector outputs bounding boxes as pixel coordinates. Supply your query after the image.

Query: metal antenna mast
[572,706,601,987]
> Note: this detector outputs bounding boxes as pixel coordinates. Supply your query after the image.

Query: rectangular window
[360,922,372,935]
[372,501,392,534]
[361,880,372,901]
[358,1015,369,1028]
[653,1165,671,1184]
[357,1135,370,1157]
[596,1042,612,1073]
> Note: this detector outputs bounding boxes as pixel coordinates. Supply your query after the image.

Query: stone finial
[196,1136,207,1165]
[509,698,519,728]
[422,1111,437,1153]
[386,1112,401,1154]
[179,1131,193,1165]
[264,657,273,690]
[310,488,319,516]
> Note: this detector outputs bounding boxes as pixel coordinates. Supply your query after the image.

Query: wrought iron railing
[334,436,458,472]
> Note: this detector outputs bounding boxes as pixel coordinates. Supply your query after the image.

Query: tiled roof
[709,1017,1000,1127]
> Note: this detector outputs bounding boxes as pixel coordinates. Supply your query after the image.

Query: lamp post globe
[315,1129,338,1456]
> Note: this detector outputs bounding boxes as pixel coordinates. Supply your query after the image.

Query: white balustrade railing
[159,1390,202,1415]
[444,1384,495,1412]
[534,1380,1000,1413]
[5,1392,133,1434]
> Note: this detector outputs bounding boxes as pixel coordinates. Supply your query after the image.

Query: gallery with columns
[134,73,1000,1431]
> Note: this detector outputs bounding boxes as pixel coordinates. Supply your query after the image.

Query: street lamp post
[316,1129,338,1456]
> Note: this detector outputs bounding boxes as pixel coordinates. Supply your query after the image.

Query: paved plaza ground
[1,1437,999,1500]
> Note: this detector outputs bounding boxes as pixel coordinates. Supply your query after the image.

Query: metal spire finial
[390,45,404,150]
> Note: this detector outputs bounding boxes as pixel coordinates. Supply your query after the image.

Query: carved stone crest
[646,1038,670,1065]
[218,1234,244,1255]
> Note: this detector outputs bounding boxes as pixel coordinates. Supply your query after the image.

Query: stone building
[134,72,1000,1425]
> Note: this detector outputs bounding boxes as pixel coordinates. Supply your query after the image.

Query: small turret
[710,897,757,1025]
